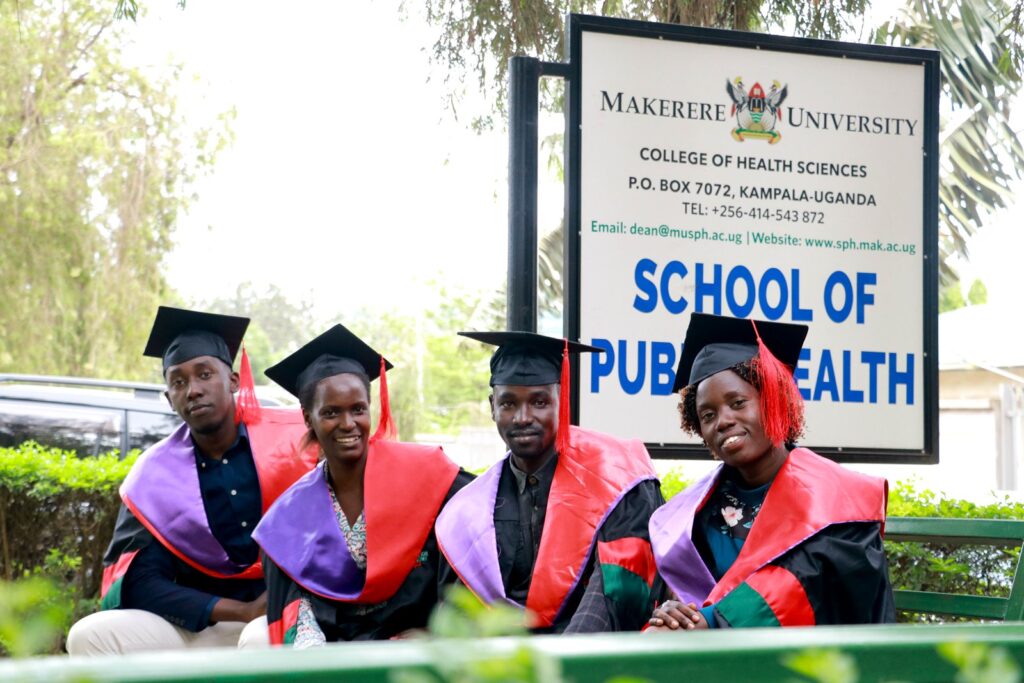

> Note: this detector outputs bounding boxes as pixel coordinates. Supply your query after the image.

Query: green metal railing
[887,516,1024,620]
[1,624,1023,683]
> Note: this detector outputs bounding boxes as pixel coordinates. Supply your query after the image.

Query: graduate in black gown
[436,332,665,633]
[253,324,473,646]
[648,314,894,630]
[67,307,316,654]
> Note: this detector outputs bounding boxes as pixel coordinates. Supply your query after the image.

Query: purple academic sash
[648,465,720,606]
[434,449,654,623]
[120,423,253,577]
[434,458,515,607]
[252,462,365,600]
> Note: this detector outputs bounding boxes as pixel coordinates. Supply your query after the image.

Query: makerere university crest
[726,77,788,143]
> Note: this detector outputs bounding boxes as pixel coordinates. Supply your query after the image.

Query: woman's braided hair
[677,360,805,444]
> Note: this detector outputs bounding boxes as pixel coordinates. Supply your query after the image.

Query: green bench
[3,625,1024,683]
[886,516,1024,621]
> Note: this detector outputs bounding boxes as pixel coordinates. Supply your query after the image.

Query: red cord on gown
[234,344,263,426]
[370,355,396,443]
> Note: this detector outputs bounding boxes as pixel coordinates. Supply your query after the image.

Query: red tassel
[750,320,802,446]
[370,356,396,443]
[235,344,262,426]
[556,339,572,456]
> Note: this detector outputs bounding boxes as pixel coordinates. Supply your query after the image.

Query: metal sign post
[507,57,569,333]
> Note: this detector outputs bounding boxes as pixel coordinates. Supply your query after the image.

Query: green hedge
[0,444,1020,655]
[0,443,136,631]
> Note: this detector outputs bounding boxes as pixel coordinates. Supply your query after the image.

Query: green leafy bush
[0,576,72,656]
[655,468,690,502]
[0,442,136,647]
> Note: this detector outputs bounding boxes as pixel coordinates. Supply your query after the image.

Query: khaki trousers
[66,610,269,655]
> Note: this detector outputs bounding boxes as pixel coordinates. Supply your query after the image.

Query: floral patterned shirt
[293,465,368,649]
[695,471,772,581]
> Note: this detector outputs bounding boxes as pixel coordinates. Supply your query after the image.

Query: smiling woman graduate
[252,325,472,646]
[647,313,895,631]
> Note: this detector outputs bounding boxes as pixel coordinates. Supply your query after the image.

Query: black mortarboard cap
[458,331,604,386]
[143,306,249,372]
[264,324,393,398]
[673,313,808,392]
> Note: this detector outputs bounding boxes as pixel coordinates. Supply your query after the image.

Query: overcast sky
[125,0,564,320]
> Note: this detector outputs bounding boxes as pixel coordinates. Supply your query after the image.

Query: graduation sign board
[564,16,940,463]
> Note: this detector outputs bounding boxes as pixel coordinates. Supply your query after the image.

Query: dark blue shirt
[121,424,265,632]
[195,424,262,566]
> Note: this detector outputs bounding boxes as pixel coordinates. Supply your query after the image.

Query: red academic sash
[707,448,887,605]
[256,440,460,604]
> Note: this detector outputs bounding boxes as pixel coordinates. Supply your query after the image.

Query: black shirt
[495,455,557,604]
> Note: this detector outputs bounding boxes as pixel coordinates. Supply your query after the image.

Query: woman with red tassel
[253,324,473,646]
[647,314,895,631]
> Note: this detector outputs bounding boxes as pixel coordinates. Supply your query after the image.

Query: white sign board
[567,18,938,460]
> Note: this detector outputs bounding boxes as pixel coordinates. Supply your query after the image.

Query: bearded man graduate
[66,307,318,655]
[435,332,664,633]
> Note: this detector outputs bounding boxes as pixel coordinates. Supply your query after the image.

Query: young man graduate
[66,307,318,654]
[435,331,664,633]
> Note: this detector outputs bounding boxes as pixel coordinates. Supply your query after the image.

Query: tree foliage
[197,283,317,383]
[419,0,868,128]
[967,277,988,305]
[939,279,967,312]
[114,0,185,22]
[938,276,989,312]
[878,0,1024,279]
[341,285,495,441]
[194,281,496,441]
[0,0,228,380]
[419,285,495,434]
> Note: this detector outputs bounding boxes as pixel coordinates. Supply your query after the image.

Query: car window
[0,399,122,457]
[127,411,181,452]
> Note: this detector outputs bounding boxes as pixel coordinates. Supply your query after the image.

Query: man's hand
[390,628,427,640]
[210,591,267,624]
[647,599,708,631]
[247,591,268,621]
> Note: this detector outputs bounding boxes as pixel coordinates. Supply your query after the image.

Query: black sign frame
[564,14,940,464]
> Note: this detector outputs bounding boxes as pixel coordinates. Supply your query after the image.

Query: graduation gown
[100,408,318,614]
[254,441,469,644]
[435,426,663,633]
[650,447,895,627]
